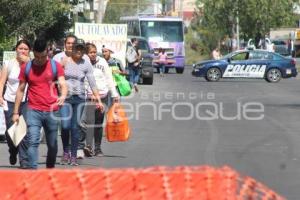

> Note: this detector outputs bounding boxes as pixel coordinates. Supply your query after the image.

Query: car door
[246,51,270,78]
[223,51,250,78]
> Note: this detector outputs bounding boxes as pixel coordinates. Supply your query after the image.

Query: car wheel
[176,68,184,74]
[266,68,281,83]
[143,77,153,85]
[206,67,221,82]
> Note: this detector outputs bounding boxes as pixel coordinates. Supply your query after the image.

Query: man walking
[13,38,68,169]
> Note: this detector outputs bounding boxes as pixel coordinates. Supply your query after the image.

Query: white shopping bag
[7,115,27,147]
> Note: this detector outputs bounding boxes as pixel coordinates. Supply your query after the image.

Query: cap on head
[102,44,114,53]
[72,39,86,52]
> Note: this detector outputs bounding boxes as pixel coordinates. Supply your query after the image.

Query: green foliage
[185,27,210,64]
[193,0,298,52]
[0,17,5,42]
[0,0,71,42]
[0,17,15,57]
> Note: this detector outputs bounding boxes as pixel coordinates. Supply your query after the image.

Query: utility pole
[236,1,240,49]
[179,0,183,17]
[173,0,175,12]
[236,14,240,50]
[95,0,104,23]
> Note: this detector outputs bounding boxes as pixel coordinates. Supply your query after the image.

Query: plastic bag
[105,103,131,142]
[113,73,131,96]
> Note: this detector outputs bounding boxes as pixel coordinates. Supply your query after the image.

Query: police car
[192,49,297,83]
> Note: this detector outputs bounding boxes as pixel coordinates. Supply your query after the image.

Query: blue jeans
[159,63,165,74]
[4,101,28,167]
[128,65,140,86]
[26,109,59,169]
[60,95,85,158]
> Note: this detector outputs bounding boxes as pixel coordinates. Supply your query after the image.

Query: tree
[0,17,15,55]
[0,0,71,42]
[192,0,298,54]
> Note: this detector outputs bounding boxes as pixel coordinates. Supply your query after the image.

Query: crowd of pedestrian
[0,34,142,169]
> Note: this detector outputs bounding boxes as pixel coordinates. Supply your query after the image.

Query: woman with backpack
[0,40,31,168]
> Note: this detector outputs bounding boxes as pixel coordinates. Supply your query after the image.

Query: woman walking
[81,43,119,157]
[0,40,31,168]
[60,42,104,166]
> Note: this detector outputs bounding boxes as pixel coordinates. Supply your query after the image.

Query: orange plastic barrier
[0,166,285,200]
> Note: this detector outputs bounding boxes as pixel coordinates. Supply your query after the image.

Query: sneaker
[77,149,84,159]
[9,153,17,165]
[94,149,104,157]
[60,152,70,165]
[70,157,79,166]
[83,145,94,157]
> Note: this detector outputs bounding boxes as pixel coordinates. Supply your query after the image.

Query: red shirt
[19,59,64,111]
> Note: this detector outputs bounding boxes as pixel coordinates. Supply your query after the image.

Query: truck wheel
[0,135,6,142]
[176,68,184,74]
[143,77,153,85]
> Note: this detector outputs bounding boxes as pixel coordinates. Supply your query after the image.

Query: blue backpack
[25,59,57,80]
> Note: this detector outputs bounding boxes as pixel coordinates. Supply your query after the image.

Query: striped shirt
[64,58,97,97]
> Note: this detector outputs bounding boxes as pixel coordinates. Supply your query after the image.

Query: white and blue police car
[192,49,297,83]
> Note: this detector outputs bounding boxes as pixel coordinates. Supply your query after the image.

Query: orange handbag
[105,103,131,142]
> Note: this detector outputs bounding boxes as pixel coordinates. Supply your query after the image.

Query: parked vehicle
[192,49,297,83]
[271,39,289,56]
[121,15,185,74]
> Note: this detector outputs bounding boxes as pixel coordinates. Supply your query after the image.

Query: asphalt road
[1,65,300,199]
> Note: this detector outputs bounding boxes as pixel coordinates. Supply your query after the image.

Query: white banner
[75,23,128,67]
[3,51,34,64]
[223,64,266,78]
[3,51,16,63]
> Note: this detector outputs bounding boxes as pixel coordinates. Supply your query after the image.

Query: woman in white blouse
[0,39,31,168]
[81,42,119,157]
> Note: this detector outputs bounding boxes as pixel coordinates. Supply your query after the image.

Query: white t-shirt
[86,56,119,98]
[3,59,27,102]
[53,51,68,64]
